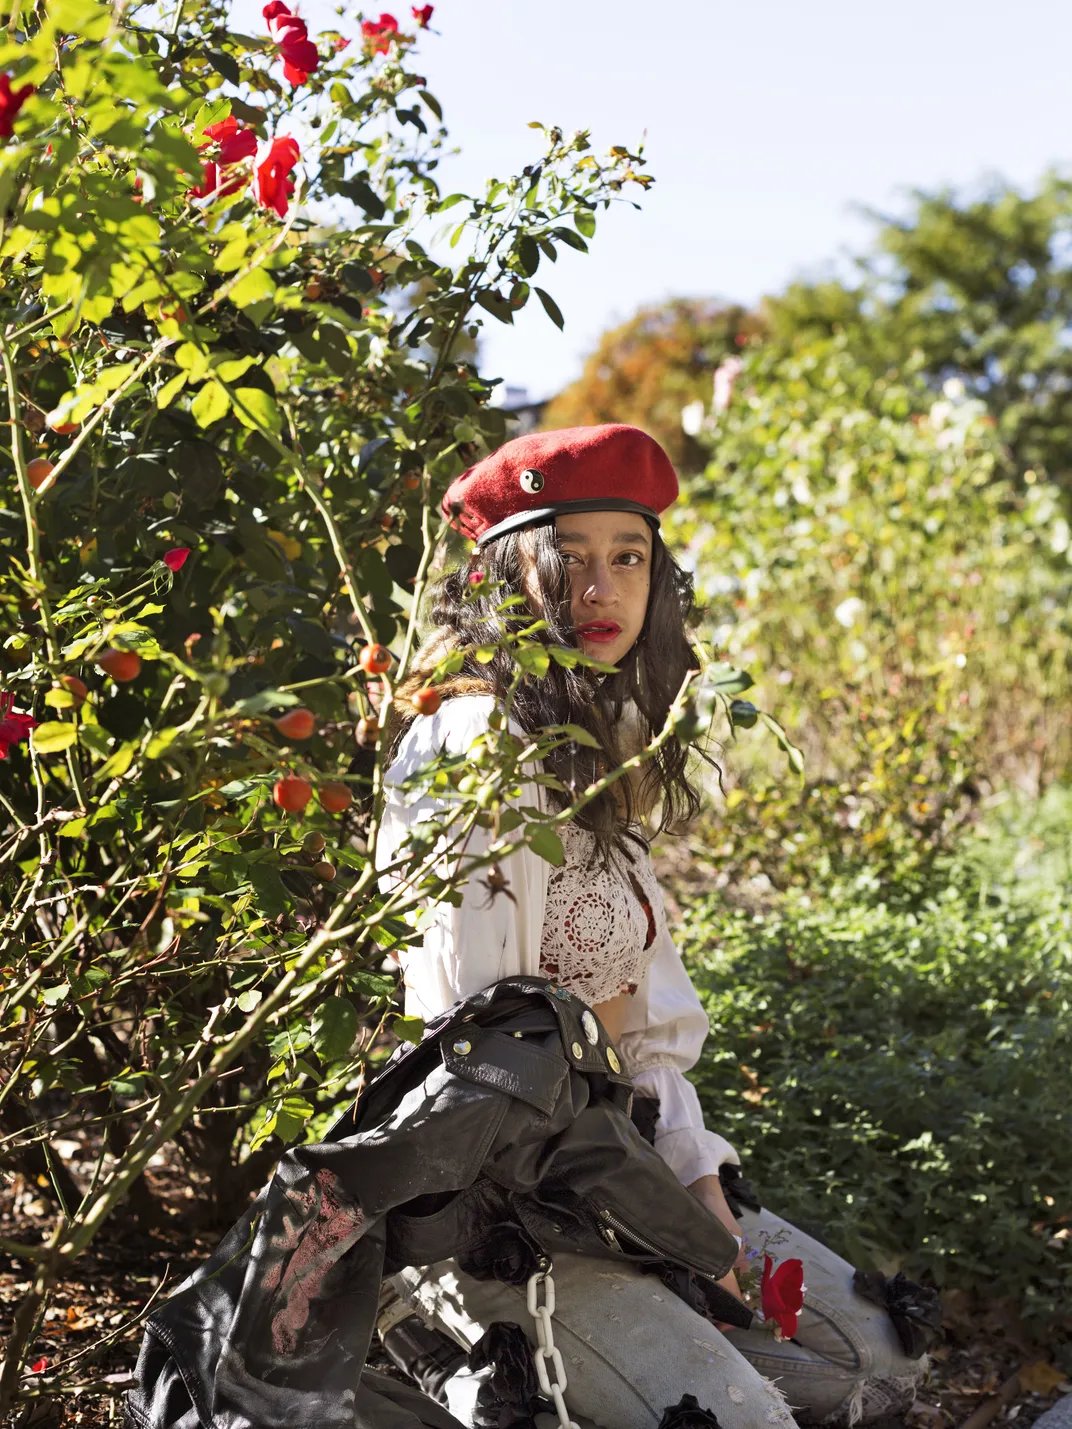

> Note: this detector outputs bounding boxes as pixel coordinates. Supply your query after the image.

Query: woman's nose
[580,564,618,604]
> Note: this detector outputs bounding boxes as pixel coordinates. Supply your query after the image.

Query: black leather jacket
[126,976,747,1429]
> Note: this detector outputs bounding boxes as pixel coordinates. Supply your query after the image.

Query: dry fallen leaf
[1019,1362,1067,1396]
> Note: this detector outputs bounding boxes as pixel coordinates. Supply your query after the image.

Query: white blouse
[376,695,738,1186]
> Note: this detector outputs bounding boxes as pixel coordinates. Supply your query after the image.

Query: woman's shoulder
[387,693,500,778]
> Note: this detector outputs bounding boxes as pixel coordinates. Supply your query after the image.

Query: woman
[378,425,927,1429]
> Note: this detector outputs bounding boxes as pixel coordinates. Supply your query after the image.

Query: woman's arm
[618,925,740,1185]
[376,695,550,1020]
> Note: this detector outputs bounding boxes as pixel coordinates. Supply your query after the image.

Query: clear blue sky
[237,0,1072,399]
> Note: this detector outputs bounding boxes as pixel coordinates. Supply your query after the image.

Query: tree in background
[765,175,1072,490]
[673,335,1072,892]
[541,298,764,472]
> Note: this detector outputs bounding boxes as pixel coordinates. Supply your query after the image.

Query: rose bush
[0,1,734,1416]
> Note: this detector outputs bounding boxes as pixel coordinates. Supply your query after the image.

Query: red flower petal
[163,547,191,572]
[29,1358,48,1374]
[760,1255,805,1339]
[412,4,433,26]
[0,73,34,140]
[361,12,399,52]
[255,136,301,218]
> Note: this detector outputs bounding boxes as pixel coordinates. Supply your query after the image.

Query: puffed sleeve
[376,695,549,1022]
[618,924,739,1185]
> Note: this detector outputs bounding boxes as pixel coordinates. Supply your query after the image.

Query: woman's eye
[617,551,644,567]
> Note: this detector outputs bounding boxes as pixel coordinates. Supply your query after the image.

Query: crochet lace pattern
[539,820,664,1005]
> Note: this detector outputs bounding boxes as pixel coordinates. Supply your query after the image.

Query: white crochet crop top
[539,820,665,1006]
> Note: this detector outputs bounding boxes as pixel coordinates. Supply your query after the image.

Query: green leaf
[556,723,601,748]
[758,712,806,778]
[574,208,596,239]
[156,372,188,408]
[517,235,540,277]
[247,863,287,916]
[729,699,758,729]
[526,823,565,867]
[515,644,550,677]
[229,267,277,310]
[232,386,282,435]
[237,988,263,1012]
[311,996,358,1062]
[534,287,564,330]
[191,380,229,427]
[96,742,136,779]
[232,688,300,715]
[394,1014,424,1045]
[706,663,755,697]
[41,982,71,1007]
[146,726,180,758]
[418,89,442,120]
[215,355,258,383]
[207,48,240,85]
[31,721,78,754]
[59,818,88,838]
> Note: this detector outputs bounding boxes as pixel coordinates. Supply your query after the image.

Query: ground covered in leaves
[3,1159,1070,1428]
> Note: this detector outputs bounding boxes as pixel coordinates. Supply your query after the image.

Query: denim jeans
[393,1206,924,1429]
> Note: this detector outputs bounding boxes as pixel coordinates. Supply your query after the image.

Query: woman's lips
[576,621,622,644]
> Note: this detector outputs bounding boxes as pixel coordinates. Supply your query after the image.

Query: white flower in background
[713,356,743,413]
[834,596,865,628]
[680,399,705,437]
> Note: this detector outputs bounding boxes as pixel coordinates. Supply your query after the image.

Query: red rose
[256,136,301,218]
[162,547,191,572]
[205,116,258,166]
[189,117,258,201]
[263,1,320,85]
[760,1255,805,1340]
[279,26,320,85]
[0,692,37,759]
[361,12,399,52]
[411,4,433,26]
[0,74,33,139]
[29,1358,48,1374]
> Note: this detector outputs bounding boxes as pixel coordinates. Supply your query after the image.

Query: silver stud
[513,1030,524,1038]
[519,468,544,493]
[581,1010,599,1046]
[606,1047,621,1074]
[453,1038,472,1056]
[571,1041,584,1060]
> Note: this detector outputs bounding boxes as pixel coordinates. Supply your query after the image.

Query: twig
[956,1368,1024,1429]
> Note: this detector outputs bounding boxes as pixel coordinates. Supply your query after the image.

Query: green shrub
[681,855,1072,1356]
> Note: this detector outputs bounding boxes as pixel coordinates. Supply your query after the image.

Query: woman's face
[553,509,652,667]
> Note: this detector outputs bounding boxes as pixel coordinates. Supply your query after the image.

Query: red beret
[442,424,679,546]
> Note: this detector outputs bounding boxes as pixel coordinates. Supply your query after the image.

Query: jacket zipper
[597,1208,727,1285]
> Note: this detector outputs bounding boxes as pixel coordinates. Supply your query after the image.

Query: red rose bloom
[0,74,34,139]
[760,1256,805,1340]
[411,4,433,26]
[361,12,399,52]
[162,547,191,572]
[189,117,258,200]
[256,136,301,217]
[263,1,320,85]
[206,116,258,165]
[0,692,37,759]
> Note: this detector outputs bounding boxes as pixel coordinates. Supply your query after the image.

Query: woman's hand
[688,1173,749,1325]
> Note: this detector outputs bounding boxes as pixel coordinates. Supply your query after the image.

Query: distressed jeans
[393,1206,924,1429]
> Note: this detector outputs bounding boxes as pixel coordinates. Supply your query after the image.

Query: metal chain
[526,1260,581,1429]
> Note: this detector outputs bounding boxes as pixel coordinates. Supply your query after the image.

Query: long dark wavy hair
[391,519,702,846]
